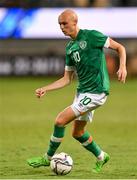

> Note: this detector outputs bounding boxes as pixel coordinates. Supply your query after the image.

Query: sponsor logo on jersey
[79,41,87,49]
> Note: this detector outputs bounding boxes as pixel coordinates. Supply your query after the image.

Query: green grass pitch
[0,77,137,179]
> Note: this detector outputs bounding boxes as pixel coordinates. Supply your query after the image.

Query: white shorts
[71,92,107,122]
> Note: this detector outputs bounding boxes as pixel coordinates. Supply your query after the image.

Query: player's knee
[55,117,65,127]
[72,130,84,139]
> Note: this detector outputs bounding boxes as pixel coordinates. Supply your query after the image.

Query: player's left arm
[108,38,127,83]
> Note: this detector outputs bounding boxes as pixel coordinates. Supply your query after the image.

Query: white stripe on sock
[50,135,62,142]
[97,151,105,160]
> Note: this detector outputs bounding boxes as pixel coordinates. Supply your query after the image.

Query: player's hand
[35,88,46,98]
[117,67,127,83]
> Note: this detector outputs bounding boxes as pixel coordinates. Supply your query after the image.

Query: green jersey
[65,29,110,95]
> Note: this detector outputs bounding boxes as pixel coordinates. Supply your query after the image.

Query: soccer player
[27,9,127,173]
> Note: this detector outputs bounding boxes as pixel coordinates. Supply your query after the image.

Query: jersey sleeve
[89,30,110,48]
[65,53,75,71]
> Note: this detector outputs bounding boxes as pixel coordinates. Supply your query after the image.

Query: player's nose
[60,24,64,29]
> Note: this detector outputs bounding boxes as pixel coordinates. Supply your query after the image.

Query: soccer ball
[50,152,73,175]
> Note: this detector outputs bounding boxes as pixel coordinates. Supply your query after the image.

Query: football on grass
[50,152,73,175]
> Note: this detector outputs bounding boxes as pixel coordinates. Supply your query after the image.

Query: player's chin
[62,31,69,36]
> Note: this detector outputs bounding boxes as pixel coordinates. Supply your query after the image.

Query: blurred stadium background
[0,0,137,179]
[0,0,137,77]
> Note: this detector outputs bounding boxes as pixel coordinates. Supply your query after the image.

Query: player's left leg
[71,92,110,172]
[72,118,110,173]
[72,119,104,160]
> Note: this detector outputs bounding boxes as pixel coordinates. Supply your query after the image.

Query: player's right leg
[27,156,50,168]
[27,106,76,168]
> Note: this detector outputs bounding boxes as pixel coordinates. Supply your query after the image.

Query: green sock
[47,125,65,157]
[74,131,101,157]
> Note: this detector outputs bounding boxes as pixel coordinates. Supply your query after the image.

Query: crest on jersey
[79,41,87,49]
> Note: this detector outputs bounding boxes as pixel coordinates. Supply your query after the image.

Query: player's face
[58,15,76,37]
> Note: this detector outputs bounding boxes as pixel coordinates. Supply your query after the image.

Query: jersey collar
[75,29,82,41]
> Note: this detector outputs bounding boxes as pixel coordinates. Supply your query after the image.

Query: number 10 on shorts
[80,96,92,105]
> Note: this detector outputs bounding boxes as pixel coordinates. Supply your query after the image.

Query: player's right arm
[35,70,74,98]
